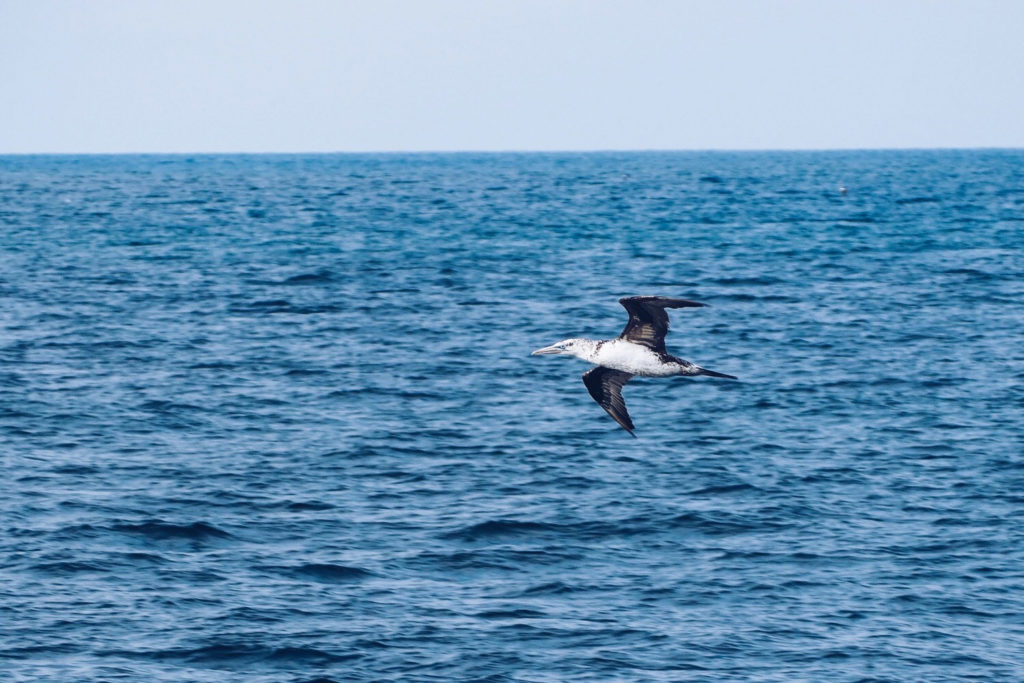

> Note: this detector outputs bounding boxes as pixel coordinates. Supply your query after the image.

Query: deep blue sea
[2,150,1023,681]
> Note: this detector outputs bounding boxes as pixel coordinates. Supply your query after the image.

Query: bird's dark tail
[697,367,737,380]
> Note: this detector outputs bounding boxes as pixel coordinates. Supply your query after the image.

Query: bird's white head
[531,338,594,360]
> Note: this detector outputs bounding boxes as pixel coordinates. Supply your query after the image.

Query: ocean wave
[4,150,1022,681]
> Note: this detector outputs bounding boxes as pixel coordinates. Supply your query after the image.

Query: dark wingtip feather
[619,296,705,308]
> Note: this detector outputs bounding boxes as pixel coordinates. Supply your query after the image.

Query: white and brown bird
[532,296,736,435]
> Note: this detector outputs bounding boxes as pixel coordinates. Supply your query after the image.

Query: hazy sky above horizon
[2,0,1023,153]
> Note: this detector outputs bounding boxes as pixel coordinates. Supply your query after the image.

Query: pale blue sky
[2,0,1022,153]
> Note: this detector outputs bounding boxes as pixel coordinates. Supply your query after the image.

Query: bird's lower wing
[582,367,636,436]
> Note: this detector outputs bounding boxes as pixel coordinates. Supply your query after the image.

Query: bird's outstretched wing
[618,296,705,352]
[582,367,636,435]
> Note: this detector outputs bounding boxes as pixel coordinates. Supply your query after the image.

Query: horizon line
[2,145,1023,157]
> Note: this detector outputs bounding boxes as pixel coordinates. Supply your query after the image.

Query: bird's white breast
[591,340,680,376]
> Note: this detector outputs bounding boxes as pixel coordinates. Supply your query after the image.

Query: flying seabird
[532,296,736,435]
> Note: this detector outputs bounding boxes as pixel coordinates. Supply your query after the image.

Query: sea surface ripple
[2,151,1023,681]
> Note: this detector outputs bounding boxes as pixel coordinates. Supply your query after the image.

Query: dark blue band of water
[2,151,1023,681]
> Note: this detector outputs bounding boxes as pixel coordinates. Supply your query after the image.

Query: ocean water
[1,150,1022,682]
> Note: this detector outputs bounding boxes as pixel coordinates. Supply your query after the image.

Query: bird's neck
[568,338,601,362]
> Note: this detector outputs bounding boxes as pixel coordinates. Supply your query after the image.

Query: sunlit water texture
[2,151,1023,681]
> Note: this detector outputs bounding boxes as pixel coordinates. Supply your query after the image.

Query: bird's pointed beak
[531,345,562,355]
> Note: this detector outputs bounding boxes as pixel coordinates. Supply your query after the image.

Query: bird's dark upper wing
[582,367,636,435]
[618,296,705,352]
